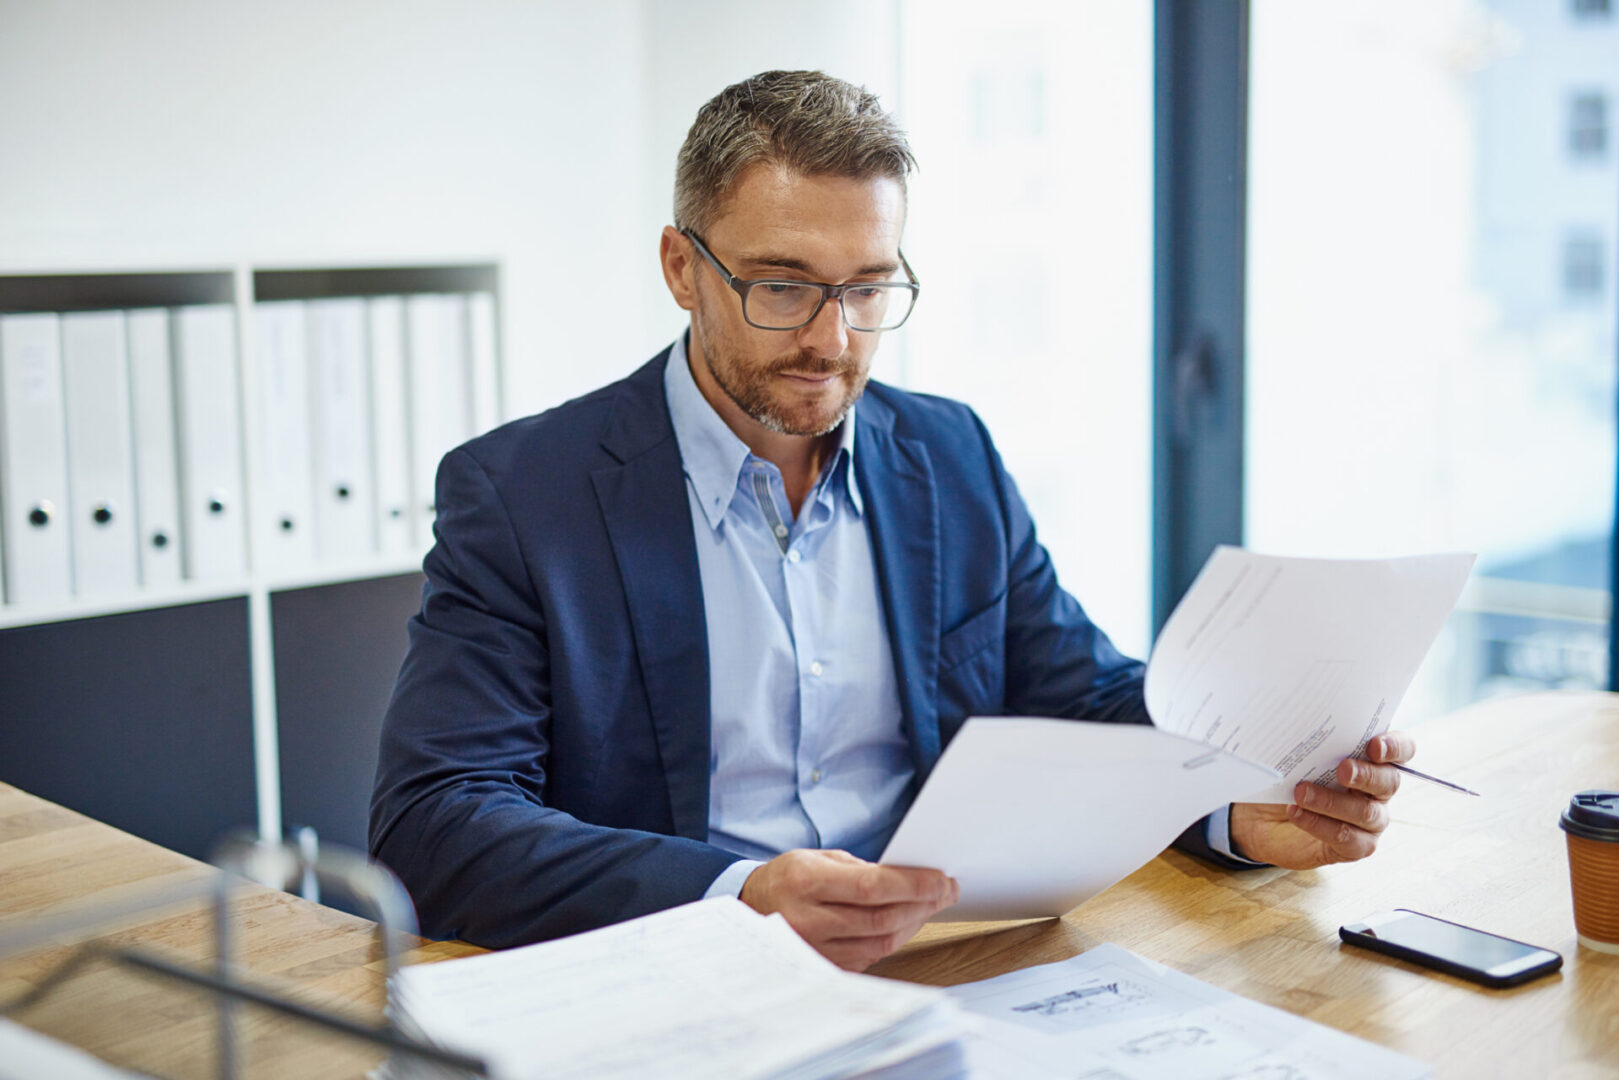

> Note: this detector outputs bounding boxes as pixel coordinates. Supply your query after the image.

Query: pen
[1390,762,1480,797]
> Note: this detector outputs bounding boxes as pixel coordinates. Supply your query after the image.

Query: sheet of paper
[387,897,965,1080]
[1145,547,1474,802]
[880,720,1279,920]
[948,943,1430,1080]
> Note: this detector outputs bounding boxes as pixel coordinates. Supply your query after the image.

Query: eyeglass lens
[744,282,915,331]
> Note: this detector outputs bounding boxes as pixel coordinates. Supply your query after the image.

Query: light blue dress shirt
[663,337,916,900]
[665,338,1256,900]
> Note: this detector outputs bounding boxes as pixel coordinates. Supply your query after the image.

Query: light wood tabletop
[2,690,1616,1078]
[0,780,479,1079]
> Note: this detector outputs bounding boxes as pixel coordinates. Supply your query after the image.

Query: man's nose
[798,293,850,358]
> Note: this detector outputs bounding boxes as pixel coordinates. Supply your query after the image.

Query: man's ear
[659,226,698,312]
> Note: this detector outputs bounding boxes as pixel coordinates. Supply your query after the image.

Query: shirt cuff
[704,858,765,900]
[1206,804,1268,866]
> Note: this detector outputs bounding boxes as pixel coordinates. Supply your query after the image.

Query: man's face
[685,165,907,438]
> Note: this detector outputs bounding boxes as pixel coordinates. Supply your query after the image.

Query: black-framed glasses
[682,229,920,332]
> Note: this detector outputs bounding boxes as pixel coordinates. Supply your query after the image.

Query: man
[370,70,1416,972]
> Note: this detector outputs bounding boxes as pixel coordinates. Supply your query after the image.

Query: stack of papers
[951,944,1430,1079]
[383,897,970,1080]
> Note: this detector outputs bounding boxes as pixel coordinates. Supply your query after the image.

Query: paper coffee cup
[1560,789,1619,954]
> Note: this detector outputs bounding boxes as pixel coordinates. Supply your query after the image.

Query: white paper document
[881,721,1278,920]
[949,943,1429,1080]
[386,897,970,1080]
[1146,546,1474,802]
[882,547,1473,920]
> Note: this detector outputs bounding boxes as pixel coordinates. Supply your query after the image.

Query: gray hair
[673,70,917,235]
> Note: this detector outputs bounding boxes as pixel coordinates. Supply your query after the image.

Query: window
[900,0,1154,658]
[1564,233,1606,299]
[1572,0,1612,19]
[1569,93,1609,160]
[1247,3,1618,715]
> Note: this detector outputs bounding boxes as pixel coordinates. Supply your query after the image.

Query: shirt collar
[663,332,863,533]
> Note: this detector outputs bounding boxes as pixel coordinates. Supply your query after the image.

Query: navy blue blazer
[370,346,1237,948]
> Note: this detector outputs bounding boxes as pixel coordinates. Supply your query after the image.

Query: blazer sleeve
[973,413,1265,871]
[368,448,742,948]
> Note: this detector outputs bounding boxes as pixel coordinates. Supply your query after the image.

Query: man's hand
[739,849,959,972]
[1230,732,1416,870]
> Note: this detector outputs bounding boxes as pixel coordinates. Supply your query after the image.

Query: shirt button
[810,661,824,677]
[810,769,822,784]
[773,523,788,539]
[787,549,801,563]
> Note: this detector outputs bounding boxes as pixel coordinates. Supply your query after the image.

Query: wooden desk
[0,781,479,1078]
[3,691,1615,1078]
[876,690,1619,1078]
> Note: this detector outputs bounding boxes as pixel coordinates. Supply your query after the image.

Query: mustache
[766,352,852,377]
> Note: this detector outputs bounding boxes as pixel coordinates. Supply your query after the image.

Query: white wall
[0,0,652,416]
[0,0,905,415]
[633,0,902,360]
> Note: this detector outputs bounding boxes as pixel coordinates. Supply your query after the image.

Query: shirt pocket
[937,592,1008,743]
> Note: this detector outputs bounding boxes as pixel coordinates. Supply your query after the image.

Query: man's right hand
[739,849,959,972]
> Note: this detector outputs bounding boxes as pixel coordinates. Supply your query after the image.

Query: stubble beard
[693,294,870,438]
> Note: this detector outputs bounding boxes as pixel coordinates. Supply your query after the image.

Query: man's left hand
[1229,732,1415,870]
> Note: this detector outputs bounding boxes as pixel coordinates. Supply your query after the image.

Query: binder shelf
[0,263,504,851]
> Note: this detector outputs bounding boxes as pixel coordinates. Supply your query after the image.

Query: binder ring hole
[92,505,114,526]
[336,485,351,500]
[152,532,169,549]
[28,505,52,528]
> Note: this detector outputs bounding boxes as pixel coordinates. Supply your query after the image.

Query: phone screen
[1348,910,1557,978]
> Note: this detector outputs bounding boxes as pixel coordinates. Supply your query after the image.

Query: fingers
[798,898,946,950]
[1285,804,1381,861]
[1366,731,1417,765]
[1294,780,1391,834]
[808,859,958,908]
[1335,756,1402,800]
[741,850,960,971]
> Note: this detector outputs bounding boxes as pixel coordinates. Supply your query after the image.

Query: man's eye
[762,283,796,294]
[849,286,883,299]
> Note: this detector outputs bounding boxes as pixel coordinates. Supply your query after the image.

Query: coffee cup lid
[1560,790,1619,843]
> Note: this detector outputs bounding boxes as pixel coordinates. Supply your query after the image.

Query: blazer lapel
[855,394,943,777]
[591,352,712,841]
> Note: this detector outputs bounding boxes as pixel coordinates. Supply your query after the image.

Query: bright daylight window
[1247,0,1618,716]
[898,0,1154,658]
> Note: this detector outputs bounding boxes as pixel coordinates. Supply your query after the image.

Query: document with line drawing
[947,943,1430,1079]
[882,546,1472,920]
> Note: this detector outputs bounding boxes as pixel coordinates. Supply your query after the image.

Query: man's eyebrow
[736,252,901,278]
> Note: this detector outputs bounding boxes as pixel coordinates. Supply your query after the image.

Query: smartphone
[1339,909,1562,989]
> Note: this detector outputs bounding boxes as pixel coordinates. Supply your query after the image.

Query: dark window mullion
[1152,0,1250,633]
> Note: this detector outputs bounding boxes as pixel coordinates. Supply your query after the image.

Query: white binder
[252,301,316,576]
[468,291,501,435]
[405,294,472,538]
[307,297,376,562]
[61,310,139,597]
[367,296,414,556]
[171,304,247,581]
[126,309,185,587]
[0,312,73,604]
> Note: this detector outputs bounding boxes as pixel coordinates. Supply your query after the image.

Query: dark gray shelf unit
[0,599,256,861]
